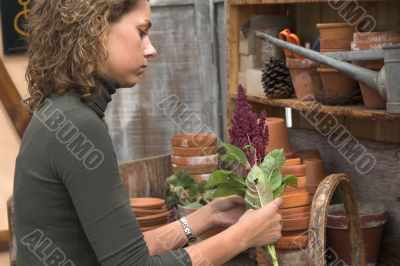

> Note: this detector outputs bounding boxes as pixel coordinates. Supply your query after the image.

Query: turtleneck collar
[86,75,119,118]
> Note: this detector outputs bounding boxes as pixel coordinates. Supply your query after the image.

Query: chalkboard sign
[1,0,32,54]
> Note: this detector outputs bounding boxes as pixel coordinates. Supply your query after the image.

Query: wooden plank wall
[288,128,400,265]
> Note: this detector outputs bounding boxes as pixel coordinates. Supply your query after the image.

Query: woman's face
[101,0,157,87]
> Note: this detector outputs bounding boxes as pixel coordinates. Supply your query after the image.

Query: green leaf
[282,174,298,187]
[221,142,249,166]
[245,166,273,209]
[273,183,286,199]
[260,149,286,176]
[205,170,231,188]
[213,186,244,198]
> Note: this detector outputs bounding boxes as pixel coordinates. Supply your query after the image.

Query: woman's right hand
[235,197,284,248]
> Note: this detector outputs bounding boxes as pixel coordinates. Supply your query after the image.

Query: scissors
[279,29,302,58]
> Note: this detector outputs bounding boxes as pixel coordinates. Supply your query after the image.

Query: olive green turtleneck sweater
[13,78,192,266]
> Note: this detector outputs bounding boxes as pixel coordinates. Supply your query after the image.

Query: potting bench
[226,0,400,264]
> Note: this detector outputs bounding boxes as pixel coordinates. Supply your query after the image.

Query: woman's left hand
[209,195,246,227]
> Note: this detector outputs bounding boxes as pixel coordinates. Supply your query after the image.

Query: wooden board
[0,59,31,138]
[228,91,400,122]
[288,128,400,265]
[119,154,173,198]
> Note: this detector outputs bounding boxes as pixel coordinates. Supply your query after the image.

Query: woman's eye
[139,29,148,39]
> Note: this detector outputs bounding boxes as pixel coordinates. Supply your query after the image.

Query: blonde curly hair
[25,0,141,111]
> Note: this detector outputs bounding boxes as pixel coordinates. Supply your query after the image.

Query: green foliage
[164,171,214,209]
[205,170,247,198]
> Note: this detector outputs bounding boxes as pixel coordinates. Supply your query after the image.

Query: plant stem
[266,244,278,266]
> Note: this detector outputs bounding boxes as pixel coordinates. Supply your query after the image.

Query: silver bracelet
[179,217,197,243]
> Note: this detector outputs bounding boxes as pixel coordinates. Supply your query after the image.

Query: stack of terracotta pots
[275,151,326,251]
[352,31,400,108]
[317,22,359,100]
[265,117,293,158]
[130,197,170,232]
[171,133,218,182]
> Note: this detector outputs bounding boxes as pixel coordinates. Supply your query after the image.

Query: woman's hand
[208,195,246,227]
[235,197,284,248]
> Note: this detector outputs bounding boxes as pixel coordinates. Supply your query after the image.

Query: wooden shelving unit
[228,92,400,121]
[226,0,400,264]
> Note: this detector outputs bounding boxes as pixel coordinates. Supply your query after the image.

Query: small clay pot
[132,206,167,216]
[130,198,165,210]
[317,67,359,96]
[190,173,212,183]
[265,117,292,155]
[327,203,387,266]
[172,146,217,157]
[172,163,218,175]
[282,215,310,232]
[171,133,217,148]
[304,158,326,195]
[296,176,306,188]
[281,188,312,209]
[286,58,323,100]
[281,205,311,217]
[280,164,306,177]
[275,234,308,250]
[317,22,354,40]
[360,84,386,109]
[171,154,219,166]
[283,157,301,166]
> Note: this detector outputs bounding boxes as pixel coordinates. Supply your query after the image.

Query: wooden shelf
[228,92,400,121]
[229,0,386,5]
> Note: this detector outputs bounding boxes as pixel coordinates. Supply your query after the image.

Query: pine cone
[262,57,294,99]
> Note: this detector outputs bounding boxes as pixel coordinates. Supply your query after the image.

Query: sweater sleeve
[47,109,192,266]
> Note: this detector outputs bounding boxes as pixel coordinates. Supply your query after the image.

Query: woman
[14,0,283,265]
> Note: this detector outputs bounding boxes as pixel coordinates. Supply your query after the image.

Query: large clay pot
[281,188,311,208]
[293,149,321,161]
[317,22,354,41]
[172,146,217,157]
[304,158,326,195]
[317,67,359,96]
[286,58,322,100]
[171,133,217,148]
[172,163,218,175]
[171,154,219,166]
[265,117,293,156]
[326,203,387,266]
[281,164,306,177]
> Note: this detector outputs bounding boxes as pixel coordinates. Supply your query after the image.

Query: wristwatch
[179,217,197,243]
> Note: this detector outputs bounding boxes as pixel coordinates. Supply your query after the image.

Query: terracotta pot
[172,163,218,175]
[171,133,218,148]
[320,48,350,68]
[171,154,219,166]
[276,234,308,250]
[360,84,386,109]
[172,146,217,157]
[296,176,306,188]
[281,205,311,217]
[256,246,310,265]
[317,67,359,96]
[265,117,292,155]
[317,22,354,40]
[283,157,301,166]
[286,58,322,100]
[280,164,306,177]
[352,40,400,51]
[304,158,326,195]
[353,31,400,43]
[130,197,165,210]
[326,203,387,266]
[320,38,352,49]
[281,188,311,209]
[282,215,310,232]
[293,149,321,161]
[190,173,212,183]
[132,207,167,216]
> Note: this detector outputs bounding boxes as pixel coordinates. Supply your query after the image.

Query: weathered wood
[119,154,173,198]
[308,174,365,266]
[0,59,31,138]
[289,128,400,265]
[228,92,400,122]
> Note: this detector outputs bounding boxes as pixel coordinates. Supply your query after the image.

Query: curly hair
[24,0,141,111]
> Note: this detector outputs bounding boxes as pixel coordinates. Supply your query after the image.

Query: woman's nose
[144,38,157,58]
